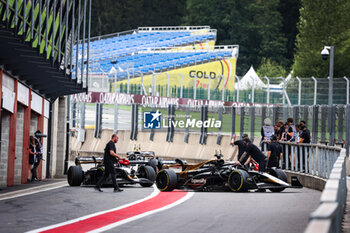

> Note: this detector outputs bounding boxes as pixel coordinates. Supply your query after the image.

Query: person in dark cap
[235,138,268,173]
[267,135,283,168]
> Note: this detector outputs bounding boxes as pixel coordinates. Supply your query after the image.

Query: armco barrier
[304,149,347,233]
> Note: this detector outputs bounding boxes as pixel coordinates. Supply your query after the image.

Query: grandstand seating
[73,26,236,78]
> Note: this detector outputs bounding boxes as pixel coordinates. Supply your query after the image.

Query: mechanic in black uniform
[267,135,283,168]
[230,134,249,164]
[235,138,268,173]
[95,134,124,192]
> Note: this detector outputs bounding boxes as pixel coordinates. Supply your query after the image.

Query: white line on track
[0,181,67,201]
[26,186,195,233]
[26,186,160,233]
[88,190,194,233]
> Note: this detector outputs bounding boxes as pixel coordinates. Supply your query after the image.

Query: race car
[67,156,156,187]
[126,145,159,172]
[155,151,303,192]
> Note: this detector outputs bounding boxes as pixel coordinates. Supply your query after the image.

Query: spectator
[32,130,44,181]
[260,118,274,150]
[28,136,37,182]
[276,120,284,140]
[299,124,311,144]
[286,117,296,142]
[274,124,279,135]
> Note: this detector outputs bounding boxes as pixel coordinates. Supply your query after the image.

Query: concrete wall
[0,111,10,186]
[70,129,261,161]
[14,105,24,184]
[55,97,67,176]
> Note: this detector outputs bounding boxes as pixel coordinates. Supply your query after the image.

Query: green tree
[184,0,290,75]
[256,58,287,77]
[293,0,350,78]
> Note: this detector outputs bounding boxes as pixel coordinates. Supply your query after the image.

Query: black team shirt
[234,140,248,164]
[104,140,117,164]
[245,143,267,164]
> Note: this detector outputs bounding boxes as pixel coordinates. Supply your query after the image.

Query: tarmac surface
[0,179,321,233]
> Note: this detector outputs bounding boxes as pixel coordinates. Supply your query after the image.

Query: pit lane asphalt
[0,184,320,233]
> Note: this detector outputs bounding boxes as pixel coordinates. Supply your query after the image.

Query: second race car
[156,151,303,192]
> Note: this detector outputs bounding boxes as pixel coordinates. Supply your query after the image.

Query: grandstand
[75,26,238,99]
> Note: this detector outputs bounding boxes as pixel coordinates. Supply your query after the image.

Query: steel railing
[261,140,346,233]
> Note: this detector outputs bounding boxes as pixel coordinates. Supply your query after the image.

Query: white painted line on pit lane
[0,181,67,201]
[26,185,160,233]
[87,191,195,233]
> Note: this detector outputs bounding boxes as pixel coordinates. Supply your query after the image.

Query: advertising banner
[117,58,237,92]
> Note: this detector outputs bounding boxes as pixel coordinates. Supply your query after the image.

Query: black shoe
[94,187,103,192]
[27,179,31,183]
[114,188,123,192]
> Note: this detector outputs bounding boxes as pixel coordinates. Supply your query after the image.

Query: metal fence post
[184,105,190,143]
[94,103,102,138]
[293,106,299,123]
[217,106,223,145]
[328,105,336,146]
[261,106,267,126]
[80,102,86,129]
[302,105,309,125]
[320,106,328,143]
[312,105,319,144]
[240,106,245,139]
[346,105,350,156]
[250,106,255,142]
[337,106,344,144]
[296,77,302,105]
[114,103,118,133]
[231,106,236,139]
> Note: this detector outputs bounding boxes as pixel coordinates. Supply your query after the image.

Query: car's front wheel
[156,169,177,191]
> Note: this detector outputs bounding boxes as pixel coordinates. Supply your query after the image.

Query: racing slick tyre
[156,169,178,191]
[148,158,158,173]
[67,166,83,186]
[268,168,288,192]
[228,169,249,192]
[138,165,156,187]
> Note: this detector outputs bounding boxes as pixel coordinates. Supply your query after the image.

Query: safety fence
[71,102,350,154]
[304,149,347,233]
[262,141,342,179]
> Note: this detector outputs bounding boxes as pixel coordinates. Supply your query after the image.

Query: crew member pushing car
[235,138,268,172]
[95,134,124,192]
[230,133,249,164]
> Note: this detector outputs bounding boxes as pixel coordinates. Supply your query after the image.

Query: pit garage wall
[70,129,261,162]
[0,70,50,187]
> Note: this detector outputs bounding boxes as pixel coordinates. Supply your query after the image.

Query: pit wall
[70,129,261,161]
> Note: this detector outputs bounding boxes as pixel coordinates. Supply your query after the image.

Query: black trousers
[259,159,267,173]
[96,163,119,189]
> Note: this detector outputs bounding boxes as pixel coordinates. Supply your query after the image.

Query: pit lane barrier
[261,141,346,233]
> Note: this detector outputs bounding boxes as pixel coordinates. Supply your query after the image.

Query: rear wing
[75,157,103,165]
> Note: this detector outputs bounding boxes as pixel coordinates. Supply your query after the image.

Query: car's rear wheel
[156,169,177,191]
[148,158,158,173]
[138,165,156,187]
[268,168,287,192]
[67,166,83,186]
[228,169,249,192]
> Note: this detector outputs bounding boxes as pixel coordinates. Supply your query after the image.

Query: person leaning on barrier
[95,134,124,192]
[267,135,283,168]
[299,124,311,144]
[260,118,274,151]
[234,138,268,173]
[230,133,249,164]
[276,120,284,141]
